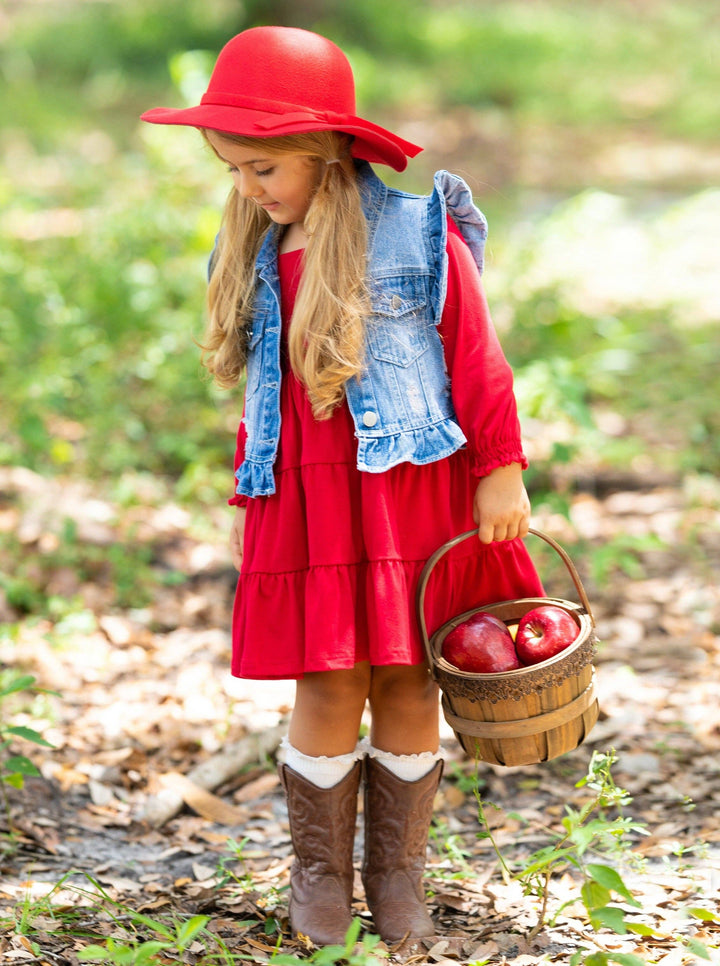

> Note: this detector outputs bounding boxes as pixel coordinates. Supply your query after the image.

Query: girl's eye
[225,164,273,176]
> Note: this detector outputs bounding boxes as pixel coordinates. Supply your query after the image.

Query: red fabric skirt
[231,362,543,681]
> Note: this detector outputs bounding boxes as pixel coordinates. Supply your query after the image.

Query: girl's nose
[234,171,262,199]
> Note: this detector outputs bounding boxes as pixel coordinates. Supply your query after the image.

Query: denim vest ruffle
[235,163,487,498]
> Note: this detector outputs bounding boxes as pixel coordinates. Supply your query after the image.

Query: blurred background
[1,0,719,618]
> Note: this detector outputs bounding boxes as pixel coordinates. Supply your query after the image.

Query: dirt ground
[1,467,719,964]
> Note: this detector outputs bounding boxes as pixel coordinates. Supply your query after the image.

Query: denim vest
[235,162,487,498]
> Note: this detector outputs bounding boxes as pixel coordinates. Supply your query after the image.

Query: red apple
[515,605,579,665]
[441,612,521,673]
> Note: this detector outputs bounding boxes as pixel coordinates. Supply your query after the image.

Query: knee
[368,665,438,714]
[297,663,372,715]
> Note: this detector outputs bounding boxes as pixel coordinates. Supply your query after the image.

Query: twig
[526,866,553,942]
[140,721,286,827]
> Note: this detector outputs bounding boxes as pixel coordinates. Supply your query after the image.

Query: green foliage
[0,673,57,843]
[0,142,235,484]
[214,835,265,895]
[494,190,720,477]
[78,914,212,964]
[587,533,666,585]
[477,750,649,937]
[70,897,386,966]
[2,0,241,147]
[570,954,646,966]
[446,759,487,795]
[0,516,172,617]
[429,819,475,880]
[4,873,240,963]
[269,917,387,964]
[65,834,387,963]
[475,750,717,963]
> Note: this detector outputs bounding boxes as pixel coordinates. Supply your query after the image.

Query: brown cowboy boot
[279,760,362,945]
[361,757,443,942]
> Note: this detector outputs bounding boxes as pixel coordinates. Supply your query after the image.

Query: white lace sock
[279,736,362,789]
[362,738,444,782]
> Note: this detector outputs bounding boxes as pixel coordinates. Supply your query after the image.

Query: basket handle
[415,527,595,671]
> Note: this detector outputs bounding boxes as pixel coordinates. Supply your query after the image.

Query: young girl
[142,25,543,947]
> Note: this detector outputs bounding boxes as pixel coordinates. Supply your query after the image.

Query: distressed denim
[236,162,488,498]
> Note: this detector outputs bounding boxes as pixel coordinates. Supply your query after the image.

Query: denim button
[362,410,378,427]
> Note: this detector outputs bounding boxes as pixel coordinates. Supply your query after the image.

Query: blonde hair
[202,130,368,418]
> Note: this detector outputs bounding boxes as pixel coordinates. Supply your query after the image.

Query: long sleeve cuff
[470,447,528,478]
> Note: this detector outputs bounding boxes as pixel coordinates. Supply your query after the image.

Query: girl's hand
[472,463,531,544]
[230,506,247,571]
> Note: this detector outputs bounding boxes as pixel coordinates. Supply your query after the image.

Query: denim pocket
[366,277,430,368]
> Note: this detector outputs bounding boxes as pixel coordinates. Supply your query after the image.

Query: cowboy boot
[361,756,443,942]
[279,760,362,945]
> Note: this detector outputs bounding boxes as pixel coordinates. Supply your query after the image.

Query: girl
[142,25,543,946]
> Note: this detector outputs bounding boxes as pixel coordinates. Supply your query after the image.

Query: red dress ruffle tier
[230,228,543,679]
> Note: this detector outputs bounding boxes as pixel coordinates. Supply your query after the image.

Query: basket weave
[416,528,599,766]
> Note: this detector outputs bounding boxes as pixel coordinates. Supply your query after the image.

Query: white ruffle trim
[278,735,363,788]
[360,736,445,781]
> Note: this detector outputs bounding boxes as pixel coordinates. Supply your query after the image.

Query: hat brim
[140,104,422,172]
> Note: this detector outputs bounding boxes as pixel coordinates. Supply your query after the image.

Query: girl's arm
[441,228,531,543]
[230,505,246,570]
[228,412,249,507]
[228,411,248,568]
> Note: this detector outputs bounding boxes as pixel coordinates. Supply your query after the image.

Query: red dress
[229,229,543,679]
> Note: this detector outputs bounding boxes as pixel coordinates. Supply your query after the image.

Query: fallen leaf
[159,772,249,825]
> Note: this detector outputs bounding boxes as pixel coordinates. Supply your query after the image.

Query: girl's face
[207,131,321,227]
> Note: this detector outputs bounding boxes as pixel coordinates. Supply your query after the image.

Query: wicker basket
[416,528,599,767]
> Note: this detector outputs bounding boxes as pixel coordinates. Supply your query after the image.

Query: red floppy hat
[141,26,423,172]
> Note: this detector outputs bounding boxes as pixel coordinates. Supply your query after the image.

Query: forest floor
[1,466,719,965]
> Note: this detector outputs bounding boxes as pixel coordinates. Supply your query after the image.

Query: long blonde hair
[202,130,368,418]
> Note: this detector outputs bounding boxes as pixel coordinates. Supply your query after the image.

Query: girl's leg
[280,663,371,946]
[367,663,440,755]
[289,662,372,755]
[362,663,443,943]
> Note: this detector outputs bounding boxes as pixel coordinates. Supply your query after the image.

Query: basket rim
[431,596,595,683]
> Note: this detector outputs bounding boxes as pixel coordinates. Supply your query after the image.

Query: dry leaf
[159,772,248,825]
